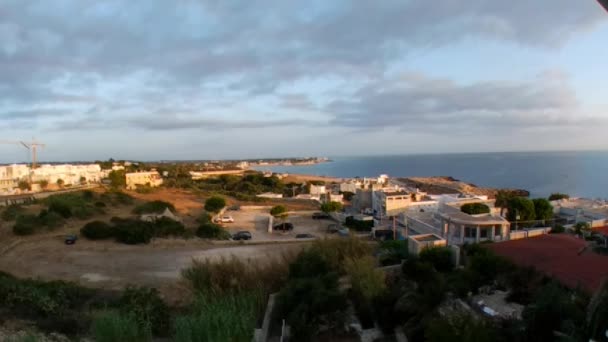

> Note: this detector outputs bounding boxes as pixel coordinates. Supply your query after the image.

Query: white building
[371,187,435,217]
[551,198,608,228]
[31,164,102,186]
[0,164,30,193]
[309,184,326,197]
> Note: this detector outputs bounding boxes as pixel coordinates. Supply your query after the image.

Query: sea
[252,151,608,199]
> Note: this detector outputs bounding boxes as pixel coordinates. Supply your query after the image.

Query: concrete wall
[509,227,551,240]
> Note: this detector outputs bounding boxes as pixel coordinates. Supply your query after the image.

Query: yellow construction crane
[0,140,46,169]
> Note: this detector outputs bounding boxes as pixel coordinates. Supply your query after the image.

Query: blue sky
[1,0,607,162]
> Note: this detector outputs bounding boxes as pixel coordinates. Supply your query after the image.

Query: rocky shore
[399,176,530,198]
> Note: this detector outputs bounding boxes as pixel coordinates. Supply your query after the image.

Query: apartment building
[126,171,163,190]
[371,188,435,217]
[31,164,102,185]
[0,164,30,193]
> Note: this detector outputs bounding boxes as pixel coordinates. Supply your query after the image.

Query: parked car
[327,224,340,233]
[337,227,350,237]
[312,212,331,220]
[273,222,294,231]
[232,231,252,241]
[296,233,316,239]
[215,216,234,223]
[64,234,78,245]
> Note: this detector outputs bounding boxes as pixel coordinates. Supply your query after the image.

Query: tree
[532,198,553,222]
[419,246,454,273]
[461,203,490,215]
[270,205,287,218]
[320,201,342,213]
[548,193,570,201]
[204,196,226,214]
[494,190,514,216]
[56,178,65,188]
[587,281,608,342]
[108,170,126,188]
[506,197,536,227]
[17,180,30,191]
[574,222,591,235]
[79,176,87,185]
[39,179,49,189]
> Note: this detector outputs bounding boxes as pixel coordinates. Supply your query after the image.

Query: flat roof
[439,209,508,225]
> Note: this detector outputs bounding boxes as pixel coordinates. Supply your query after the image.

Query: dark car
[232,231,252,241]
[65,234,78,245]
[296,233,316,239]
[312,212,331,220]
[273,222,294,231]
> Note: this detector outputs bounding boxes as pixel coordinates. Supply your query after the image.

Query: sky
[1,0,607,162]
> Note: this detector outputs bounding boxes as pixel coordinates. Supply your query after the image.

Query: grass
[309,237,374,273]
[174,291,263,342]
[92,311,151,342]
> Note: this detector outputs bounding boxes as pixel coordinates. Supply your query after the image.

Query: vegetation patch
[460,203,490,215]
[344,215,374,231]
[1,204,24,221]
[132,200,175,214]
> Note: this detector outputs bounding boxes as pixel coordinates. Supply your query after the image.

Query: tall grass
[174,291,263,342]
[309,237,373,273]
[92,311,151,342]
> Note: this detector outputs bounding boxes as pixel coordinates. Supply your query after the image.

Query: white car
[218,216,234,223]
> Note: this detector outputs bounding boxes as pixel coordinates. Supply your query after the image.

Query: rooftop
[488,234,608,293]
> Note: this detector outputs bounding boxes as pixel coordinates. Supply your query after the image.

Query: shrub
[276,273,347,340]
[82,190,95,201]
[174,291,263,342]
[461,203,490,215]
[308,237,373,274]
[204,196,226,213]
[2,204,23,221]
[574,222,590,235]
[551,225,565,234]
[48,201,72,218]
[112,191,134,205]
[153,217,186,237]
[419,246,454,273]
[378,240,409,266]
[195,212,212,224]
[289,249,332,279]
[119,287,170,337]
[92,311,150,342]
[132,200,175,215]
[94,201,107,208]
[81,221,115,240]
[37,210,64,229]
[72,205,95,220]
[270,205,287,217]
[320,201,342,213]
[13,214,40,235]
[345,256,386,301]
[532,198,553,221]
[196,222,231,240]
[113,220,155,244]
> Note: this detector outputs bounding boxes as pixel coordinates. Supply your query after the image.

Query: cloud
[327,71,604,131]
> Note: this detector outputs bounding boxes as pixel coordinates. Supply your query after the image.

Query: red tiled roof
[488,234,608,293]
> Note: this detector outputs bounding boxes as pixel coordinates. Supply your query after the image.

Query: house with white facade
[309,184,326,197]
[371,187,436,217]
[551,198,608,228]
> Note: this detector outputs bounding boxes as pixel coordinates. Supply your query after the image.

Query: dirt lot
[220,208,338,240]
[0,237,307,291]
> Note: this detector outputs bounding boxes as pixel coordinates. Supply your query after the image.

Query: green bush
[320,201,342,213]
[81,221,115,240]
[37,210,64,229]
[460,203,490,215]
[132,200,175,215]
[13,214,40,235]
[48,201,72,218]
[112,191,134,205]
[94,201,107,208]
[551,225,565,234]
[2,204,23,221]
[196,222,231,240]
[72,205,96,220]
[113,219,155,244]
[270,205,287,217]
[378,240,409,266]
[204,196,226,213]
[308,237,373,274]
[153,217,186,237]
[195,212,212,224]
[92,311,151,342]
[419,246,454,273]
[119,287,170,337]
[345,256,386,301]
[344,216,374,231]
